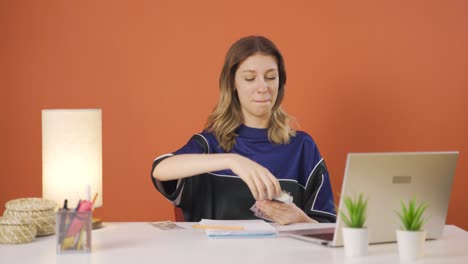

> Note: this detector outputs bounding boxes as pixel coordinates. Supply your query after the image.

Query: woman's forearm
[152,153,234,181]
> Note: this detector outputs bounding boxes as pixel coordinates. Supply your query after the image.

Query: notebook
[285,152,459,247]
[197,219,277,238]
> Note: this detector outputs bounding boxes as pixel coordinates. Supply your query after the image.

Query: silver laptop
[286,152,459,247]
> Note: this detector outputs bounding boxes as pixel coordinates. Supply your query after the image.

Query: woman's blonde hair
[205,36,295,151]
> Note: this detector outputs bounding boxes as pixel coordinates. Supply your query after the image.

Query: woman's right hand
[228,154,282,201]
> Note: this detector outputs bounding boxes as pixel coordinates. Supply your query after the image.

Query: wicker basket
[4,198,57,236]
[0,217,37,244]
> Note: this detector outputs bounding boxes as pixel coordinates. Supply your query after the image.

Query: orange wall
[1,1,467,230]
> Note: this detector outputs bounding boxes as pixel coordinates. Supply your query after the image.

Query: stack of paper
[196,219,277,238]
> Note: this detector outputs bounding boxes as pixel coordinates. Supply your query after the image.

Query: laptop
[286,151,459,247]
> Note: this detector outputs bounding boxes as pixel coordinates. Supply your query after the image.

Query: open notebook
[197,219,277,238]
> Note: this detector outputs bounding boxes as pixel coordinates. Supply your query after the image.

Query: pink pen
[66,200,93,237]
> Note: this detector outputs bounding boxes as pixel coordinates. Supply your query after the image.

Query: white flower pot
[342,227,368,257]
[396,230,426,261]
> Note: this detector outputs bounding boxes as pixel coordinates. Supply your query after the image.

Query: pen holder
[56,210,92,254]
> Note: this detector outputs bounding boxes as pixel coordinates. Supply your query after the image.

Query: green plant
[396,199,428,231]
[339,193,368,228]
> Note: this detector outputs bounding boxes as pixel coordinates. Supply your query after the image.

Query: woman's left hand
[255,200,318,225]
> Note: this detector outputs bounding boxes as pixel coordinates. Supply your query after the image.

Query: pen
[75,200,82,211]
[92,193,98,207]
[66,200,92,237]
[58,199,69,245]
[74,228,85,250]
[192,224,245,231]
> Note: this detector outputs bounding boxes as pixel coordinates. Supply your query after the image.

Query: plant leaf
[339,193,368,228]
[397,199,429,231]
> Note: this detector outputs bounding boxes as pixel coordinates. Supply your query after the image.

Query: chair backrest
[174,206,184,222]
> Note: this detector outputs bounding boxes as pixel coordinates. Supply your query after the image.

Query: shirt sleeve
[150,134,208,204]
[301,135,337,223]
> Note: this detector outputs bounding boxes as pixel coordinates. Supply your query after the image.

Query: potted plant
[396,199,428,261]
[339,193,369,257]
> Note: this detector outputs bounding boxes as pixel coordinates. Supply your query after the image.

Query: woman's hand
[228,154,281,201]
[255,200,318,225]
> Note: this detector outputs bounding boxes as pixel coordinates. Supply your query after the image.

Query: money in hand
[250,191,293,221]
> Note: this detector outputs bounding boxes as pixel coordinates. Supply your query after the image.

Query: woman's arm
[153,154,232,181]
[152,153,282,201]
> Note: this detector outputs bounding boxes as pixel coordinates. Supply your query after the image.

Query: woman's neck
[242,116,270,129]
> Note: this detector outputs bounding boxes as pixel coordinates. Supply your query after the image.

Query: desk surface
[0,223,467,264]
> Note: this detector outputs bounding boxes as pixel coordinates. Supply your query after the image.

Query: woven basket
[4,198,57,236]
[0,217,37,244]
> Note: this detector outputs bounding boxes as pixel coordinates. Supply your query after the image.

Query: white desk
[0,223,467,264]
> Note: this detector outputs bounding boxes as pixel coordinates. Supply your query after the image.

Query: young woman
[151,36,336,224]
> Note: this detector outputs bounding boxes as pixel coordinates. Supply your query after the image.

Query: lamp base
[92,217,103,229]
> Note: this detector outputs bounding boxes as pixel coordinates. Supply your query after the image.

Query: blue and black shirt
[151,124,336,223]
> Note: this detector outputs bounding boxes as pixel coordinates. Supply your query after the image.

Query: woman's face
[234,53,279,127]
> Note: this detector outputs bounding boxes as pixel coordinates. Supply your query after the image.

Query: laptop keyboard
[303,232,335,241]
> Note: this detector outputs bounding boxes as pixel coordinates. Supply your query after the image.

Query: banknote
[250,191,293,221]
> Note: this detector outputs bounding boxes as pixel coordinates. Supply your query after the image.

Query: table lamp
[42,109,103,229]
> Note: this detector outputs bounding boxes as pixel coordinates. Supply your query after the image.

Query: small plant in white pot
[339,193,369,257]
[396,199,428,261]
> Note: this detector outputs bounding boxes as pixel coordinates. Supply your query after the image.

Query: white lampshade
[42,109,102,209]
